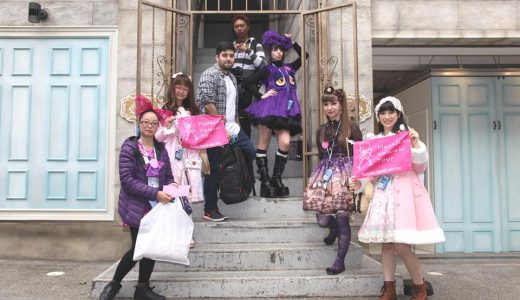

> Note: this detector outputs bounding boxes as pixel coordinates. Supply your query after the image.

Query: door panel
[0,38,109,211]
[438,113,464,223]
[496,77,520,251]
[433,77,500,253]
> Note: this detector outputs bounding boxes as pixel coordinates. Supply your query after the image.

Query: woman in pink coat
[156,73,204,204]
[352,96,445,300]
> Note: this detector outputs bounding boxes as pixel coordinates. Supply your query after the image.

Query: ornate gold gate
[136,0,192,99]
[300,1,361,185]
[135,0,362,187]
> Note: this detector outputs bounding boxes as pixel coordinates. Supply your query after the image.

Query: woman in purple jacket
[99,109,174,300]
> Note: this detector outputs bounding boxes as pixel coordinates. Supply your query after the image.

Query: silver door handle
[493,121,497,130]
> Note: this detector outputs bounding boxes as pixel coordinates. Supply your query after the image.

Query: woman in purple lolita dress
[243,31,307,198]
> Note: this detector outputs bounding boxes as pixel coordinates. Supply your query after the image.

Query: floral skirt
[303,156,355,214]
[357,178,396,243]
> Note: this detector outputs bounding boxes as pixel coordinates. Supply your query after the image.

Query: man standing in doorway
[231,14,266,138]
[197,41,256,221]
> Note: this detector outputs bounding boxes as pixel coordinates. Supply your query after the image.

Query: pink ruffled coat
[358,135,445,245]
[155,108,204,203]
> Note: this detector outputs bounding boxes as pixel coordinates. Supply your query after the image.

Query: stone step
[91,256,402,298]
[191,218,363,244]
[191,196,311,220]
[154,242,363,271]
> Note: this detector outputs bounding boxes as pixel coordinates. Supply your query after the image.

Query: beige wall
[372,0,520,44]
[0,0,119,26]
[395,78,436,254]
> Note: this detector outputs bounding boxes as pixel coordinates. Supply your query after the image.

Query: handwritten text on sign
[352,132,412,178]
[177,115,228,149]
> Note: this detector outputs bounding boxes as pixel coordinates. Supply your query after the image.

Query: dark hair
[322,87,351,147]
[216,41,235,55]
[163,74,200,115]
[232,14,250,28]
[376,101,408,134]
[138,109,159,121]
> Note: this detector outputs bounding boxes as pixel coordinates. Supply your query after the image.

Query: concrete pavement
[1,255,520,299]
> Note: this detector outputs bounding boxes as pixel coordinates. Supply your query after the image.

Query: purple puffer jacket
[118,136,174,228]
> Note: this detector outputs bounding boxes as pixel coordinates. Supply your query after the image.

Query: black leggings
[112,226,155,283]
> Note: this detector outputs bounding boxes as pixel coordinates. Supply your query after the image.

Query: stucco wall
[372,0,520,44]
[0,0,119,26]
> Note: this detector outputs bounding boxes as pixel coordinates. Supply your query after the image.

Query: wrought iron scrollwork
[319,56,339,87]
[304,14,317,34]
[154,55,175,99]
[177,14,189,34]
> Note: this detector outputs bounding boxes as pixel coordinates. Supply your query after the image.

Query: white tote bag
[133,199,194,265]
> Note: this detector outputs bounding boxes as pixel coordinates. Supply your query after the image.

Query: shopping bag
[133,200,194,265]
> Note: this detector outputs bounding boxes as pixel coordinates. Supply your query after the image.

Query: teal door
[496,78,520,251]
[432,76,520,253]
[0,38,110,214]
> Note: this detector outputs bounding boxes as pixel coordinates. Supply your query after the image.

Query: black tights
[112,227,155,283]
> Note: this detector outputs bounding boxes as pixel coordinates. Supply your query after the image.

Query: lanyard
[326,121,342,163]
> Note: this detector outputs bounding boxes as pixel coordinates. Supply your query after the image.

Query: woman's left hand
[165,116,175,129]
[349,176,361,191]
[409,128,420,148]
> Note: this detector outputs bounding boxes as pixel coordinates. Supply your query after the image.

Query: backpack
[218,144,253,204]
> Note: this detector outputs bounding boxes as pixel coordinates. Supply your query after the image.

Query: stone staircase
[90,194,402,298]
[90,47,403,298]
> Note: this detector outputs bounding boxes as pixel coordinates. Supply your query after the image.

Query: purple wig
[262,31,293,52]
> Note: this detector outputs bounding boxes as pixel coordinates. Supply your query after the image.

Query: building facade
[0,0,519,259]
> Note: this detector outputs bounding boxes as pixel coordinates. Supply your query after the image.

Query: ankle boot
[325,214,350,275]
[271,153,289,197]
[411,281,427,300]
[99,280,121,300]
[256,156,277,198]
[378,280,397,300]
[134,282,165,300]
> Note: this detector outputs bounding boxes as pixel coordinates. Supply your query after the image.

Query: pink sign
[163,184,190,197]
[352,132,412,178]
[177,115,229,149]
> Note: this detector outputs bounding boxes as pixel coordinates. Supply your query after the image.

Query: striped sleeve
[253,42,266,69]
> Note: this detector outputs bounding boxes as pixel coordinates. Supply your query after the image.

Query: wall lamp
[28,2,48,23]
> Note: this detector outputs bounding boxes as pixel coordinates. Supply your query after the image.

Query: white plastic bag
[133,199,194,265]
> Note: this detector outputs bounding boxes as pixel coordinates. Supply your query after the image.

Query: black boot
[256,156,277,198]
[99,280,121,300]
[134,282,165,300]
[326,213,351,275]
[271,152,289,197]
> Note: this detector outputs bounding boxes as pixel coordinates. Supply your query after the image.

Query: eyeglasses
[140,120,159,127]
[175,86,189,92]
